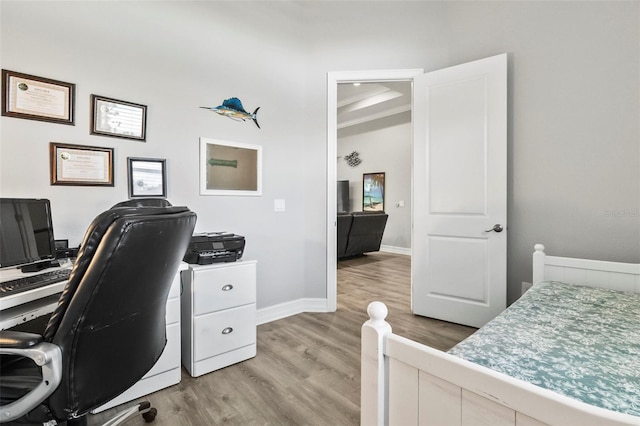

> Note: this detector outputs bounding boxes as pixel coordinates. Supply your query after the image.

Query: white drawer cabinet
[181,260,256,377]
[92,263,186,413]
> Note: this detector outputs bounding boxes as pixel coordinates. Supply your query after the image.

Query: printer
[183,232,245,265]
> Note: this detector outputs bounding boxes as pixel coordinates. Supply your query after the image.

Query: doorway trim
[326,68,424,312]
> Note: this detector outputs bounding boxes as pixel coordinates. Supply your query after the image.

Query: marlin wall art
[200,97,260,128]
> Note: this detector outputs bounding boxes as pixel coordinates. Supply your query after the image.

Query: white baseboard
[257,298,329,325]
[380,245,412,256]
[256,247,411,325]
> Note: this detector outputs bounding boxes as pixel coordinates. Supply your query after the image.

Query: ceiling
[336,81,411,129]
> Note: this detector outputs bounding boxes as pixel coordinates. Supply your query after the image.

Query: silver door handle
[484,224,504,233]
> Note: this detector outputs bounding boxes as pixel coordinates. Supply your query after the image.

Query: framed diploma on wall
[2,70,75,125]
[90,95,147,141]
[50,142,114,186]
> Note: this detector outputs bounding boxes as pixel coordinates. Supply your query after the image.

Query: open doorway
[326,69,423,312]
[336,81,412,215]
[327,55,507,327]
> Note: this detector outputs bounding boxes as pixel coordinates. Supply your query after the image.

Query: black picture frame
[127,157,167,198]
[91,94,147,141]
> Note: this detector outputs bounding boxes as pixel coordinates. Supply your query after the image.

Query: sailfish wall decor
[200,97,260,128]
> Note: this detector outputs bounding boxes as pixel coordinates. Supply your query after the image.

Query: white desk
[0,261,186,413]
[0,261,72,330]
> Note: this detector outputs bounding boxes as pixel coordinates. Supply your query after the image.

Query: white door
[412,54,507,328]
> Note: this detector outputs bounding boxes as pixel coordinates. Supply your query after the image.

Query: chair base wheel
[142,407,157,423]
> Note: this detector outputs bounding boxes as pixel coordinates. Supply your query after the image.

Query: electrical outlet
[521,281,532,295]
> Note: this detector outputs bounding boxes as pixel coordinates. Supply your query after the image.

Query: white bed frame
[361,244,640,426]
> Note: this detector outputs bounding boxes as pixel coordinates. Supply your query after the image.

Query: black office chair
[0,203,197,425]
[111,198,173,209]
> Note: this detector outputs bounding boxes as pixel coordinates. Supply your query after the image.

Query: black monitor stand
[20,260,60,273]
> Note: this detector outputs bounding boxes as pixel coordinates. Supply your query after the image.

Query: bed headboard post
[361,302,392,426]
[533,243,546,285]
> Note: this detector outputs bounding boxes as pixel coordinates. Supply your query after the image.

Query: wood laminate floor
[90,252,476,425]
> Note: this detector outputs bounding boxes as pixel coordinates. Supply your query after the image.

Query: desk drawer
[193,304,255,361]
[192,264,255,315]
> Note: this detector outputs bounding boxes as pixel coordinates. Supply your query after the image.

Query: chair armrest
[0,333,62,423]
[0,331,43,349]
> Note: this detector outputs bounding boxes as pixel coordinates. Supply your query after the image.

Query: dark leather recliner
[0,203,197,425]
[337,211,388,259]
[337,213,353,258]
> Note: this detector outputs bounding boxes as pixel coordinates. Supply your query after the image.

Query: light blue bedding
[448,281,640,416]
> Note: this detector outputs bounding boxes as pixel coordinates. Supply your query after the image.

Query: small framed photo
[2,69,75,125]
[200,137,262,196]
[50,142,114,186]
[91,95,147,141]
[127,157,167,198]
[363,172,385,211]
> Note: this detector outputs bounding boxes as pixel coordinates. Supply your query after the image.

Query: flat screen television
[0,198,56,269]
[337,180,350,213]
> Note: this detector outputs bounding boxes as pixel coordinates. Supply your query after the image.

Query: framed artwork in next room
[363,172,384,212]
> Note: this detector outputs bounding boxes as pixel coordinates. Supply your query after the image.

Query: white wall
[1,1,638,309]
[337,113,411,250]
[301,0,640,303]
[0,1,312,309]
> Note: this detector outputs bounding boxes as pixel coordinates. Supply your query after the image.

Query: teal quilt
[448,281,640,416]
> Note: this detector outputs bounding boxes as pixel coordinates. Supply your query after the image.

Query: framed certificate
[2,70,75,125]
[50,142,114,186]
[91,95,147,141]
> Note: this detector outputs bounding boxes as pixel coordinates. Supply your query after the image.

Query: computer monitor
[0,198,56,270]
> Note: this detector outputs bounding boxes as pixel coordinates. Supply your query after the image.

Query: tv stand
[20,260,60,273]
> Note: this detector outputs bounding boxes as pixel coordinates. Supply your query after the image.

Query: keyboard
[0,269,71,298]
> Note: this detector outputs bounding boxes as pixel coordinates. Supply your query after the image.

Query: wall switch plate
[274,199,286,212]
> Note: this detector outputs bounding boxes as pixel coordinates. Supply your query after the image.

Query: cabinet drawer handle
[221,284,234,291]
[222,327,233,335]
